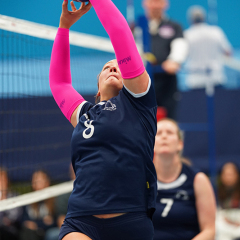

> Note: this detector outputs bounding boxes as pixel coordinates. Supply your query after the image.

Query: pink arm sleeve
[90,0,145,79]
[49,28,85,122]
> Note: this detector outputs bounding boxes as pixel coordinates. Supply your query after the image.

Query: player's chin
[106,76,120,83]
[106,79,123,89]
[158,149,173,155]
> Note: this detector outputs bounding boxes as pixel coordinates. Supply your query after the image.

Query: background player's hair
[157,118,184,141]
[95,74,101,104]
[187,5,206,24]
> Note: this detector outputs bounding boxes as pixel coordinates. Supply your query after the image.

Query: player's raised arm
[90,0,149,94]
[49,1,92,127]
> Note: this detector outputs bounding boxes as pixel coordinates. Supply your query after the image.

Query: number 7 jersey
[66,78,157,219]
[153,163,200,240]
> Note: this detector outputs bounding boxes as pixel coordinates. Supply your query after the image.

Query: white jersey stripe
[76,101,88,124]
[123,76,151,98]
[157,173,188,190]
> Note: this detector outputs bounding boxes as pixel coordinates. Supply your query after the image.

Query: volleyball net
[0,14,116,211]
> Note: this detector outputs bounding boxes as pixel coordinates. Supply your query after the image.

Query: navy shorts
[59,212,154,240]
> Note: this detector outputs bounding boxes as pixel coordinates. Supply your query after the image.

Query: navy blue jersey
[66,79,157,219]
[150,18,183,65]
[153,164,200,240]
[138,16,183,65]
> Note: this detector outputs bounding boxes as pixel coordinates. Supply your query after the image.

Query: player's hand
[162,59,180,75]
[59,0,92,29]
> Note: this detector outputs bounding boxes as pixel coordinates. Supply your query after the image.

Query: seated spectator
[44,165,75,240]
[20,170,56,240]
[216,162,240,240]
[218,162,240,209]
[0,167,23,240]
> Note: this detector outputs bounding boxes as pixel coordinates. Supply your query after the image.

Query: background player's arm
[192,173,216,240]
[162,24,188,75]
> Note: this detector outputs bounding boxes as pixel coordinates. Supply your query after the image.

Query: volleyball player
[49,0,157,239]
[153,118,216,240]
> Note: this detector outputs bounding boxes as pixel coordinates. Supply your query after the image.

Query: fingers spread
[79,2,86,10]
[80,2,92,11]
[70,1,77,11]
[62,0,69,13]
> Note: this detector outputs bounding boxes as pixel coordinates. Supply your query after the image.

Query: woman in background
[20,170,55,240]
[0,167,22,240]
[153,118,216,240]
[216,162,240,240]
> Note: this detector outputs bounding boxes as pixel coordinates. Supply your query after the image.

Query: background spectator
[20,170,56,240]
[45,165,75,240]
[138,0,188,119]
[184,5,232,91]
[218,162,240,209]
[216,162,240,240]
[0,167,23,240]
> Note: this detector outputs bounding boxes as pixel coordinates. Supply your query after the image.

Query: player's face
[32,171,50,191]
[98,60,123,100]
[221,163,239,187]
[143,0,168,18]
[154,120,183,156]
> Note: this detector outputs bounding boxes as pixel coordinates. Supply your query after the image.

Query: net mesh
[0,15,115,210]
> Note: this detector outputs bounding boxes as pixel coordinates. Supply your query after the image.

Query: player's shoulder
[182,163,200,179]
[194,172,209,184]
[121,76,157,110]
[210,25,226,37]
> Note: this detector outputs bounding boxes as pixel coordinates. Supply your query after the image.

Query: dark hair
[218,162,240,208]
[188,6,206,24]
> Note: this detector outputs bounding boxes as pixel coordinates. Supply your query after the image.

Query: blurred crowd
[0,166,75,240]
[138,0,232,120]
[1,161,240,240]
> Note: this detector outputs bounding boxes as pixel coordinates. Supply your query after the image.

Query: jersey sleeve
[76,101,94,124]
[122,76,157,110]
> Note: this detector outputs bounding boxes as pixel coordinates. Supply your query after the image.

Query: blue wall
[0,0,239,48]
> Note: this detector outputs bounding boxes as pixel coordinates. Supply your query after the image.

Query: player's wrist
[59,19,71,29]
[59,24,70,29]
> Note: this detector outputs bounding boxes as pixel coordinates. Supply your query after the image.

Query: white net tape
[0,180,74,212]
